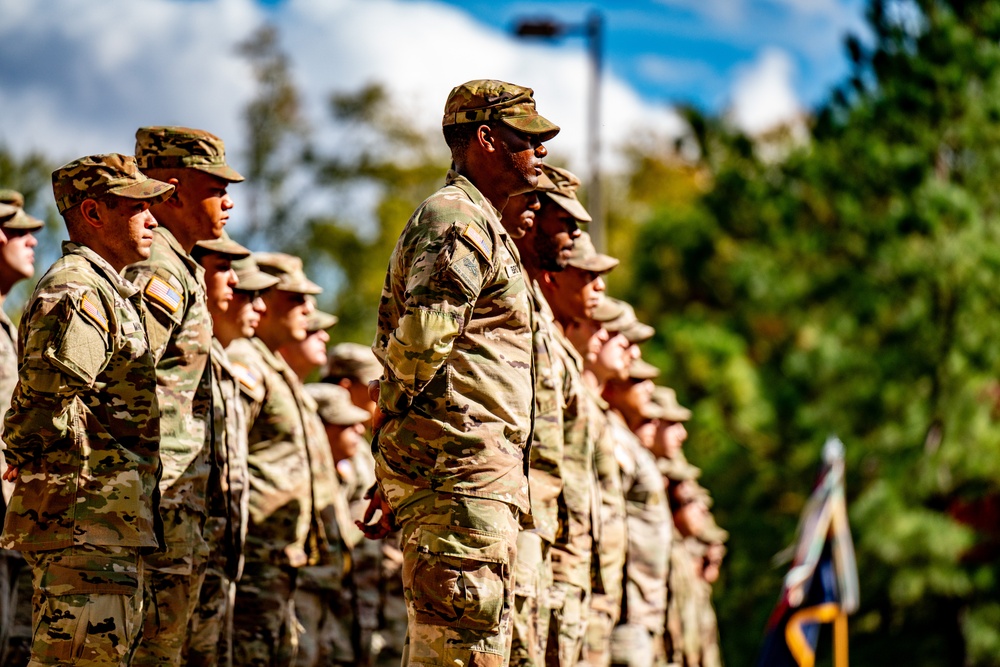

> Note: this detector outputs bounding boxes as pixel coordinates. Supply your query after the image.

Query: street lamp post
[514,11,606,252]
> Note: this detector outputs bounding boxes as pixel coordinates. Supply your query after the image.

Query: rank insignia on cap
[462,224,492,262]
[80,295,109,332]
[145,276,183,313]
[232,362,260,390]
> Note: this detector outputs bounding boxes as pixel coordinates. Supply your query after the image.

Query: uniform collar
[62,241,141,300]
[445,170,523,264]
[155,226,205,279]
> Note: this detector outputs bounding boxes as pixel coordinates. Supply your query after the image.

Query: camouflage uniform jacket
[666,538,700,667]
[297,400,352,591]
[525,280,565,543]
[591,390,627,618]
[372,170,533,513]
[226,336,330,568]
[611,411,671,634]
[124,226,213,518]
[0,307,17,505]
[550,326,596,590]
[208,337,250,581]
[0,241,161,551]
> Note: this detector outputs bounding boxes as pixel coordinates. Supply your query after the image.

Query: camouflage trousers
[581,601,617,667]
[293,578,357,667]
[371,533,407,667]
[232,562,298,667]
[185,567,234,667]
[133,506,210,666]
[610,623,662,667]
[509,531,553,667]
[397,492,519,667]
[2,548,32,666]
[22,543,144,666]
[545,580,590,667]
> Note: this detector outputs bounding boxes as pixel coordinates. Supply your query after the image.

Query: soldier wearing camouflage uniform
[362,80,558,667]
[323,344,403,667]
[226,253,339,667]
[0,154,172,666]
[125,126,244,666]
[186,238,278,667]
[537,230,621,667]
[279,310,356,667]
[502,164,588,667]
[0,190,45,667]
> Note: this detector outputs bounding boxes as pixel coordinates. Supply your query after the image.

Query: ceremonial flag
[756,437,859,667]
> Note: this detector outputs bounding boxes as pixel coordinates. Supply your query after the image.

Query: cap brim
[535,170,557,193]
[622,322,655,344]
[279,279,323,295]
[2,210,44,231]
[547,192,592,223]
[567,254,619,274]
[195,238,251,259]
[110,178,175,206]
[236,273,280,291]
[308,311,339,331]
[192,164,245,183]
[325,404,372,426]
[502,115,560,142]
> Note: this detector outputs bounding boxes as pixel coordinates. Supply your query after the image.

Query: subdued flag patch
[462,224,492,262]
[232,362,260,390]
[80,295,109,332]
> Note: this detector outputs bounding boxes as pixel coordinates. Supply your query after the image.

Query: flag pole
[834,612,848,667]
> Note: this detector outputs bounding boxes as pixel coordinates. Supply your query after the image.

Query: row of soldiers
[0,78,727,667]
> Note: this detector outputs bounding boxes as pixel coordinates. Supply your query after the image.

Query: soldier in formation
[0,80,728,667]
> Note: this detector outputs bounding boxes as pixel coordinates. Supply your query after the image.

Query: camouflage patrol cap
[649,386,691,422]
[699,516,729,544]
[591,296,625,323]
[255,252,322,295]
[535,168,557,193]
[323,342,382,385]
[601,298,655,344]
[52,154,174,214]
[306,302,339,332]
[135,126,245,183]
[663,459,702,483]
[232,253,280,292]
[0,190,24,208]
[305,383,370,426]
[539,164,592,223]
[443,80,560,142]
[193,231,251,260]
[565,231,618,273]
[627,358,660,381]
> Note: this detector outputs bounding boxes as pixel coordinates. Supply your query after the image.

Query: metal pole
[586,11,604,252]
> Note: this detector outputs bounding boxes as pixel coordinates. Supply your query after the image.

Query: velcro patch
[231,362,260,391]
[145,276,183,313]
[462,224,492,262]
[80,295,109,332]
[449,252,482,296]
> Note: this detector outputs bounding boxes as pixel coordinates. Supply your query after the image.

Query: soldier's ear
[161,178,183,208]
[78,198,105,230]
[477,124,499,154]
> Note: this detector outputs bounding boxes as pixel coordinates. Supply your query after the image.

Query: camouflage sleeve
[2,291,111,467]
[380,223,489,414]
[124,265,185,363]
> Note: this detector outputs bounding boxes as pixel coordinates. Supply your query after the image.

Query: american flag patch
[462,224,492,262]
[232,362,259,390]
[80,295,109,332]
[145,276,182,313]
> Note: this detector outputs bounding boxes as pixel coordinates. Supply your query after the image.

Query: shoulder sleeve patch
[231,361,260,391]
[47,311,110,386]
[462,223,493,263]
[145,275,183,313]
[80,294,109,332]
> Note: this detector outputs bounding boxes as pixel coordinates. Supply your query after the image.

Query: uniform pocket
[408,525,509,631]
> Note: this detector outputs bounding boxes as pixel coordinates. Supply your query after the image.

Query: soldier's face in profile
[533,202,580,272]
[0,228,38,282]
[656,420,688,459]
[496,125,547,195]
[565,317,606,364]
[97,196,158,269]
[200,253,237,317]
[179,171,233,242]
[232,289,267,339]
[325,421,364,464]
[595,332,631,381]
[548,266,606,323]
[260,290,313,345]
[500,192,539,239]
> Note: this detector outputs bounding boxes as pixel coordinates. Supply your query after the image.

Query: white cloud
[0,0,683,182]
[727,48,802,135]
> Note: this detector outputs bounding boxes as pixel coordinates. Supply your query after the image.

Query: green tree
[622,1,1000,664]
